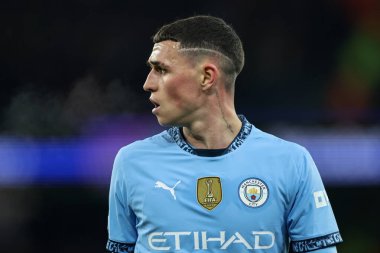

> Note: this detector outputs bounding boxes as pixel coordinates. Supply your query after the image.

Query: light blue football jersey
[107,116,342,253]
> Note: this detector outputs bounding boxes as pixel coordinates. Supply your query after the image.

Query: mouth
[149,98,160,113]
[150,98,160,107]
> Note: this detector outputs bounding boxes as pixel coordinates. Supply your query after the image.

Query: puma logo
[155,180,181,200]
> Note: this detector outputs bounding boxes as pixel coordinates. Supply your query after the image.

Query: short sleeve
[106,148,137,253]
[287,148,343,253]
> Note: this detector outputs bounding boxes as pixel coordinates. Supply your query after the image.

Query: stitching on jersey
[167,115,252,156]
[106,239,135,253]
[291,231,343,252]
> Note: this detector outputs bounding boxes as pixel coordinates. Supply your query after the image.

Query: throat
[181,117,242,149]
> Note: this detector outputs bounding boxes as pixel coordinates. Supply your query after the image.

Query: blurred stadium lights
[271,126,380,185]
[0,115,379,186]
[0,115,161,185]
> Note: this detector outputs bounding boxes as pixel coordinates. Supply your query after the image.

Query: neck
[182,107,242,150]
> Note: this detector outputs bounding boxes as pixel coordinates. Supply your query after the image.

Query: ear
[200,63,218,91]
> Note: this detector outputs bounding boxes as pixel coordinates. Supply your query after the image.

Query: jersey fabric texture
[107,116,342,253]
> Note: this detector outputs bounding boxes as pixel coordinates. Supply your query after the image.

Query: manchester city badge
[197,177,222,210]
[239,178,269,207]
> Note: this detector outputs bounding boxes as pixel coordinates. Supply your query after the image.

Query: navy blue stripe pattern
[167,115,252,156]
[106,239,135,253]
[291,232,343,252]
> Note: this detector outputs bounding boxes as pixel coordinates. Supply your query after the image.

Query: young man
[107,16,342,253]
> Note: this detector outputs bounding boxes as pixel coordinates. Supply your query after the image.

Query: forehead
[148,40,181,63]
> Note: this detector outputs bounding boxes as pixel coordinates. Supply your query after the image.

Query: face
[143,40,204,126]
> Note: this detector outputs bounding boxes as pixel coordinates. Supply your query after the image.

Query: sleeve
[106,148,137,253]
[287,148,343,253]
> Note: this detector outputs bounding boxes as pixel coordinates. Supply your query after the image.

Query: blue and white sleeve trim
[291,232,343,252]
[106,239,135,253]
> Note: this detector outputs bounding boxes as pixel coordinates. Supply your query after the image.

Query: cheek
[166,85,183,105]
[165,77,198,108]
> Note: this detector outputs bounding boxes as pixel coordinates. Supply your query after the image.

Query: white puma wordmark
[155,180,181,200]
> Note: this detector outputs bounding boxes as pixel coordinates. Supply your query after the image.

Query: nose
[143,71,157,92]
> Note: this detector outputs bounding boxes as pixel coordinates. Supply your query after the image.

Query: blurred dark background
[1,0,379,252]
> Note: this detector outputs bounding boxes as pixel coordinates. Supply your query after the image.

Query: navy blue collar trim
[167,115,252,157]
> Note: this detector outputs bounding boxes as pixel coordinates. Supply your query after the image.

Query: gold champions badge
[197,177,222,210]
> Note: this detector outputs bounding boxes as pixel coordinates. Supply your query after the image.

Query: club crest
[197,177,222,210]
[239,178,269,208]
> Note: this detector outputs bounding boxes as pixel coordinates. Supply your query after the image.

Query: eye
[146,62,167,75]
[154,66,166,74]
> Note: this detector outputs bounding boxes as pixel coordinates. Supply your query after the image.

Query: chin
[156,116,178,127]
[156,116,172,127]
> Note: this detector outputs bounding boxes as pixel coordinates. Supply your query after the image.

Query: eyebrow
[146,60,168,69]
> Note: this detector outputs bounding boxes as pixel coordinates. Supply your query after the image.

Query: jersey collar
[167,115,252,156]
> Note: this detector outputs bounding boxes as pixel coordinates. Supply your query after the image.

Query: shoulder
[246,126,314,176]
[112,130,174,177]
[249,126,309,158]
[115,130,174,161]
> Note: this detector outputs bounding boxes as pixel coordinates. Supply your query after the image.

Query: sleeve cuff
[106,239,135,253]
[291,232,343,253]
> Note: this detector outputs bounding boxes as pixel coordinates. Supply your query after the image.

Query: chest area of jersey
[129,159,289,225]
[134,166,286,252]
[144,176,271,211]
[130,161,288,252]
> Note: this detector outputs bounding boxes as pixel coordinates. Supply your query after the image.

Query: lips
[150,98,160,107]
[149,98,160,113]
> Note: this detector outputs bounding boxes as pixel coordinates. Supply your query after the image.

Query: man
[107,15,343,253]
